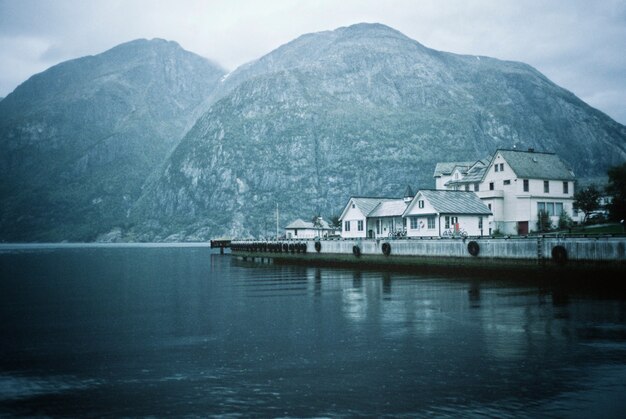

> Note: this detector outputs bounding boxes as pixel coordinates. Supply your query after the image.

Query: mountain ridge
[130,23,625,241]
[1,23,624,241]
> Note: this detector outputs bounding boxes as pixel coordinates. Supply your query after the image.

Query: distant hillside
[131,23,626,240]
[0,39,225,241]
[1,23,625,242]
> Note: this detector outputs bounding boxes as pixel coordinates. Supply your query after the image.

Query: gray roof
[285,218,332,229]
[498,149,575,180]
[369,199,408,217]
[446,164,488,185]
[418,190,492,215]
[352,197,396,216]
[433,161,474,177]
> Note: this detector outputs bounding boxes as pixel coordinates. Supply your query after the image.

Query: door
[518,221,529,235]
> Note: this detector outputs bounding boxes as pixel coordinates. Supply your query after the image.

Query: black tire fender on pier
[552,245,568,264]
[353,245,361,258]
[282,243,288,252]
[300,243,307,253]
[314,241,322,253]
[382,242,391,256]
[467,241,480,257]
[288,243,294,253]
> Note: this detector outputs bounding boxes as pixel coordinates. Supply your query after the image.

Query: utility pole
[276,203,279,241]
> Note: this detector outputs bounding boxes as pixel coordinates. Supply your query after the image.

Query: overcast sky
[0,0,625,124]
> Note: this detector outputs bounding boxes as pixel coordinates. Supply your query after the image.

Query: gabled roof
[369,199,408,217]
[339,197,398,220]
[446,164,488,185]
[433,161,475,177]
[497,149,575,180]
[285,218,332,229]
[352,197,396,216]
[406,190,492,216]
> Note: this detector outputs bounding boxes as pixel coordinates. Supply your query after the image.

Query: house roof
[416,190,492,215]
[369,199,409,217]
[497,149,575,180]
[352,197,396,216]
[285,218,332,229]
[433,161,474,177]
[446,164,488,185]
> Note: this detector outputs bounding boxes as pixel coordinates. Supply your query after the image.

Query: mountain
[0,39,225,241]
[131,23,626,240]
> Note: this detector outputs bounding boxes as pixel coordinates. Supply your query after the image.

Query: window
[563,182,569,194]
[418,200,424,209]
[478,217,483,230]
[474,183,479,192]
[503,180,511,185]
[494,165,499,172]
[410,217,418,229]
[357,220,364,231]
[489,182,494,191]
[523,179,529,192]
[351,203,355,208]
[537,202,545,213]
[344,221,351,231]
[445,216,450,229]
[465,185,470,191]
[488,203,492,210]
[294,229,298,236]
[499,163,504,171]
[544,181,550,193]
[556,202,563,215]
[376,220,381,234]
[428,216,435,229]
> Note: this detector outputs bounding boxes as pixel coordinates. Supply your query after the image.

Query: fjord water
[1,245,625,417]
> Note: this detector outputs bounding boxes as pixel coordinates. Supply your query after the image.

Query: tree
[606,163,626,222]
[329,214,341,229]
[311,214,322,227]
[573,184,601,224]
[537,209,552,232]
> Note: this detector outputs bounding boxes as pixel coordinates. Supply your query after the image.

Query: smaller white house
[403,190,492,237]
[339,197,394,239]
[338,188,415,239]
[284,218,338,239]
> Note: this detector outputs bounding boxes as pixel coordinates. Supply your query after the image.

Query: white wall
[341,201,367,238]
[480,152,576,233]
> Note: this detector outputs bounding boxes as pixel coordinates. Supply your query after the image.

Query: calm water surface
[1,245,626,417]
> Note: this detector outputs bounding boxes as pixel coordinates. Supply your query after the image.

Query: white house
[433,161,475,190]
[338,189,414,238]
[435,148,576,235]
[403,190,492,237]
[284,218,338,239]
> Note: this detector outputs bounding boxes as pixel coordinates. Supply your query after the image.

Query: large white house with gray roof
[403,190,492,237]
[436,148,577,235]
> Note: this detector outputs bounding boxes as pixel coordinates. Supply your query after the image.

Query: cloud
[0,0,625,124]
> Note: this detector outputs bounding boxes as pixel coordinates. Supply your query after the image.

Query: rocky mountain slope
[131,23,626,240]
[0,39,225,241]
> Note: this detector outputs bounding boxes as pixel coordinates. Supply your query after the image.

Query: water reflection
[1,248,626,417]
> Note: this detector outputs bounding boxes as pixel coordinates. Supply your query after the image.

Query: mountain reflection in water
[1,245,625,417]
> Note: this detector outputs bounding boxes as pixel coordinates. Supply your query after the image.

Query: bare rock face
[2,23,625,241]
[0,39,225,241]
[132,23,626,240]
